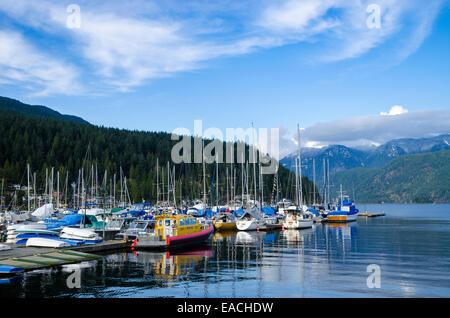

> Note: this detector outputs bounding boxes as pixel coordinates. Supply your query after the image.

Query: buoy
[282,225,285,231]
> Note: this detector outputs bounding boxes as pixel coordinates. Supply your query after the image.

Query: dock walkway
[358,212,386,217]
[0,240,131,272]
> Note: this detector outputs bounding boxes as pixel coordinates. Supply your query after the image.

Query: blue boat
[327,199,359,223]
[0,265,24,275]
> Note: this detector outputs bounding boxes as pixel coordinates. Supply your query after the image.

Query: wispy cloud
[0,0,444,95]
[0,30,82,96]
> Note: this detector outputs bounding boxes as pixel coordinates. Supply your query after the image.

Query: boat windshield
[106,220,123,229]
[129,222,147,230]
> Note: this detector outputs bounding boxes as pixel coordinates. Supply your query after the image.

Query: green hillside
[0,96,89,124]
[333,150,450,203]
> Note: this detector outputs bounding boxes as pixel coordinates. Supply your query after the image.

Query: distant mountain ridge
[280,134,450,203]
[0,96,89,124]
[281,133,450,181]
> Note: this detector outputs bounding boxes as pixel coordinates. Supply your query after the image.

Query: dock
[358,212,386,217]
[0,240,131,272]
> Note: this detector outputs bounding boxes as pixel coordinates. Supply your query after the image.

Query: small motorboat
[213,212,236,231]
[327,199,359,223]
[282,206,314,229]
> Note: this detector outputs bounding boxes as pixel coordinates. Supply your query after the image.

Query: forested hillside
[332,150,450,203]
[0,109,318,206]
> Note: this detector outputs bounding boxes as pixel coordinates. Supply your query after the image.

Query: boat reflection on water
[213,231,237,245]
[134,246,214,279]
[326,222,358,241]
[281,228,314,245]
[235,231,266,245]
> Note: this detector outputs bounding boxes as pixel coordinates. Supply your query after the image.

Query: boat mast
[327,158,330,204]
[297,124,303,207]
[251,122,257,207]
[323,158,326,205]
[57,170,60,210]
[156,158,159,205]
[50,167,54,205]
[33,172,36,210]
[167,161,170,206]
[313,158,316,206]
[295,157,299,206]
[202,140,207,207]
[216,153,219,206]
[27,163,30,212]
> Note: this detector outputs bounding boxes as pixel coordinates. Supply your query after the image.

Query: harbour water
[1,204,450,298]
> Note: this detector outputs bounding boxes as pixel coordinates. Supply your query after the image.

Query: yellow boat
[134,213,214,249]
[213,212,237,232]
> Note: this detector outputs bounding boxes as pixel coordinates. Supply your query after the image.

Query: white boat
[61,227,99,239]
[236,208,266,231]
[31,204,54,220]
[25,237,70,248]
[0,243,12,251]
[282,206,314,229]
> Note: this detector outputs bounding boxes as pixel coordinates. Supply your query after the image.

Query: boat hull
[327,213,358,223]
[135,226,214,250]
[213,221,236,232]
[282,219,313,229]
[236,220,266,231]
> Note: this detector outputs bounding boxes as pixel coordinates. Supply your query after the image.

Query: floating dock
[0,240,131,273]
[358,212,386,217]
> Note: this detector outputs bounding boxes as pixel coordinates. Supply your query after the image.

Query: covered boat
[25,237,71,248]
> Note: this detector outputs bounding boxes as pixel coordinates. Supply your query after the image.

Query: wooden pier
[0,240,131,272]
[358,212,386,217]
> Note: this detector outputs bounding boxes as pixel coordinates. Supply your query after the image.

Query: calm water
[1,204,450,298]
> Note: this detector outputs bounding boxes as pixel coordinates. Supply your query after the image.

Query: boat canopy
[31,204,54,220]
[261,207,276,216]
[233,208,245,217]
[307,207,320,216]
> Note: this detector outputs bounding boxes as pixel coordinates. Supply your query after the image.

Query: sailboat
[236,206,266,231]
[282,124,313,230]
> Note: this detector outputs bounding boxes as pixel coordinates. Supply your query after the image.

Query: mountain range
[281,134,450,179]
[280,134,450,203]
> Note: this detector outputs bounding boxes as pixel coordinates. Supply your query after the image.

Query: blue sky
[0,0,449,156]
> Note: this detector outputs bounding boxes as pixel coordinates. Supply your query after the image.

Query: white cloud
[380,105,408,116]
[281,109,450,156]
[0,31,82,96]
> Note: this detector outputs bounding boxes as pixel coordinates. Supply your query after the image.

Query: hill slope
[0,96,89,124]
[0,106,316,205]
[332,150,450,203]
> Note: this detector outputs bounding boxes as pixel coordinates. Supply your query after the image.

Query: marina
[0,204,449,298]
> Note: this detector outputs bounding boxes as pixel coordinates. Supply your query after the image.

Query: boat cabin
[154,214,206,240]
